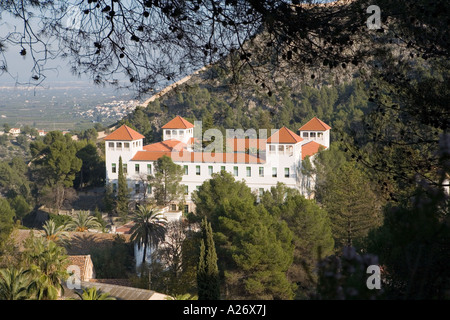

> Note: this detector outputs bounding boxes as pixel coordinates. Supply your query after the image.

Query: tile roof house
[11,229,171,300]
[104,115,331,204]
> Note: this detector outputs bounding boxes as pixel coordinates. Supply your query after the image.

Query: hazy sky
[0,6,101,86]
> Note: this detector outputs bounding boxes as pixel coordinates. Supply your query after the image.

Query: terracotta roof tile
[301,141,327,160]
[161,116,194,129]
[132,151,172,161]
[143,140,187,152]
[104,125,145,141]
[267,127,303,144]
[298,117,331,131]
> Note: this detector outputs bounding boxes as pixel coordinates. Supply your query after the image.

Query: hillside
[117,56,370,146]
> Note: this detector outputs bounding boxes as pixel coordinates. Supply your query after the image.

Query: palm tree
[74,287,116,300]
[67,210,102,232]
[130,205,168,266]
[0,268,33,300]
[23,237,69,300]
[42,219,69,245]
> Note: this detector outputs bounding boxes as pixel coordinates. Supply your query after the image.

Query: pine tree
[149,155,184,207]
[197,217,220,300]
[320,162,382,249]
[117,156,130,221]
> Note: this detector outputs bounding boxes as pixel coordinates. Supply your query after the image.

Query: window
[166,130,171,137]
[259,188,264,197]
[135,183,140,193]
[171,204,177,211]
[179,130,184,136]
[147,164,152,174]
[124,142,130,150]
[285,168,290,178]
[221,166,226,172]
[259,167,264,177]
[147,184,152,194]
[184,205,189,214]
[172,130,177,136]
[302,132,309,138]
[233,166,238,176]
[269,145,276,153]
[310,132,316,138]
[208,166,213,175]
[117,142,122,149]
[112,183,117,193]
[318,132,323,139]
[246,167,251,177]
[135,164,140,173]
[123,164,127,174]
[196,165,201,175]
[184,165,189,175]
[112,163,116,173]
[184,185,189,194]
[278,145,284,153]
[287,145,293,156]
[108,142,114,150]
[272,167,277,178]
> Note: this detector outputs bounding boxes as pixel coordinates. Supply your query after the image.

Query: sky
[0,0,339,87]
[0,5,104,86]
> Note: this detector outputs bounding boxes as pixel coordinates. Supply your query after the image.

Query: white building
[104,116,330,213]
[9,128,21,136]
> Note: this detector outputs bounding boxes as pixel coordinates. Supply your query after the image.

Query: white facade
[104,117,331,213]
[299,129,330,149]
[162,127,194,144]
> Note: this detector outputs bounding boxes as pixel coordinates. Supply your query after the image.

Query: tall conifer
[117,156,130,221]
[197,217,220,300]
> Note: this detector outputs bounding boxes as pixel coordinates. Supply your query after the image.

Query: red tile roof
[162,116,194,129]
[132,151,172,161]
[267,127,303,144]
[143,140,187,152]
[298,117,331,131]
[132,150,264,164]
[301,141,327,160]
[104,125,145,141]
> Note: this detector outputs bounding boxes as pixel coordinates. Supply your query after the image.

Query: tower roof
[267,127,303,144]
[104,125,145,141]
[298,117,331,131]
[162,116,194,129]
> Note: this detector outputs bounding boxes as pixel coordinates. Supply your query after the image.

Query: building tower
[161,115,195,144]
[298,117,331,149]
[104,125,145,185]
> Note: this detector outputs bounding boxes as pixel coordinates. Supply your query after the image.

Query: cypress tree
[197,217,220,300]
[117,156,130,221]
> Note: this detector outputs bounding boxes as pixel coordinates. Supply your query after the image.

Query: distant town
[74,99,140,122]
[0,81,146,132]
